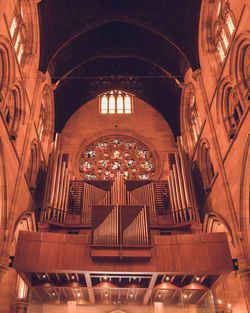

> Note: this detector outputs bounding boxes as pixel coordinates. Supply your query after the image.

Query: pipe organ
[40,134,70,223]
[40,135,199,243]
[167,137,199,223]
[92,204,150,246]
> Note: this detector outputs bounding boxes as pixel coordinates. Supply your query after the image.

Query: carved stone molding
[9,301,28,313]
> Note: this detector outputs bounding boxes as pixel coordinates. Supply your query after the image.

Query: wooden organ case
[39,134,202,259]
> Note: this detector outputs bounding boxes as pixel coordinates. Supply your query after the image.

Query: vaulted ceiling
[38,0,201,137]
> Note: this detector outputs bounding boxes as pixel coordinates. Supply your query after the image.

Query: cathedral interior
[0,0,249,312]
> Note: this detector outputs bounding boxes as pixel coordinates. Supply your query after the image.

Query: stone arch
[2,82,25,140]
[0,36,15,106]
[26,139,41,190]
[239,133,250,262]
[197,138,215,192]
[230,31,250,104]
[203,211,234,247]
[11,211,36,300]
[38,84,54,157]
[180,82,201,152]
[10,0,40,76]
[0,137,7,244]
[73,129,162,181]
[199,0,236,80]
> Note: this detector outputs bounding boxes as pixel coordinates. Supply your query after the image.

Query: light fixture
[103,276,108,281]
[228,303,232,309]
[218,299,222,304]
[195,276,200,281]
[52,292,55,296]
[165,276,170,281]
[71,275,75,280]
[130,293,134,298]
[183,294,188,299]
[42,274,46,279]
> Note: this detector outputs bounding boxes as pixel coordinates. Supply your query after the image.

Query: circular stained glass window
[79,135,156,180]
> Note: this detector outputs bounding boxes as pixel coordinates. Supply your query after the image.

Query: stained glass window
[79,135,156,180]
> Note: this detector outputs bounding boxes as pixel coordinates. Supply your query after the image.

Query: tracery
[79,135,156,180]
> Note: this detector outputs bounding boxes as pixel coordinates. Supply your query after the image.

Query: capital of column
[9,300,28,313]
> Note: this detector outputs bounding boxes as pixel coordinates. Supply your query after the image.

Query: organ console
[40,134,200,245]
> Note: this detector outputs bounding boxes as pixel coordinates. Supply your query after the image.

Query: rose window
[79,135,156,180]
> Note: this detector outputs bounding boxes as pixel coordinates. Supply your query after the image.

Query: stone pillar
[0,254,10,281]
[9,301,28,313]
[239,265,250,312]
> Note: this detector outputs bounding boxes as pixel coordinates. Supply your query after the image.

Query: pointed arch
[180,83,201,152]
[26,139,40,190]
[197,138,215,191]
[0,137,7,235]
[239,133,250,261]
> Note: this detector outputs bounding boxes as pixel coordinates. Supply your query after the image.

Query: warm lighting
[165,276,170,281]
[218,299,222,304]
[76,292,80,297]
[133,277,136,280]
[183,294,188,299]
[104,292,108,297]
[71,275,75,280]
[42,274,46,279]
[130,293,134,298]
[10,17,17,37]
[100,90,132,114]
[158,293,162,298]
[103,276,108,281]
[228,303,232,309]
[52,292,56,296]
[195,276,200,281]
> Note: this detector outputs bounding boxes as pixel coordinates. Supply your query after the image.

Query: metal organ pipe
[40,134,70,223]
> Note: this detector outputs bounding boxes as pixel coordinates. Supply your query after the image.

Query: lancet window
[198,139,215,192]
[79,135,156,180]
[3,87,22,139]
[100,90,132,114]
[213,0,236,63]
[220,84,246,139]
[9,2,27,64]
[190,93,201,144]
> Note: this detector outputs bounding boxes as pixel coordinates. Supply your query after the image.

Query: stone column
[239,265,250,312]
[0,254,10,281]
[9,301,28,313]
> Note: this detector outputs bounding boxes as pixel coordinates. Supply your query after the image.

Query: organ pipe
[166,136,200,224]
[41,133,70,223]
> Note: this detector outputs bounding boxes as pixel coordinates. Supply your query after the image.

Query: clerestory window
[100,90,133,114]
[9,2,27,64]
[213,1,236,63]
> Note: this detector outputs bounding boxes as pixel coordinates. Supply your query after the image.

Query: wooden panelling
[14,231,233,276]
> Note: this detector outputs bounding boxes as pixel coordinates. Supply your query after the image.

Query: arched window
[99,90,133,114]
[2,85,24,140]
[198,139,215,191]
[219,81,246,139]
[9,1,27,64]
[12,213,36,301]
[213,0,236,63]
[37,85,54,156]
[38,97,46,142]
[190,93,201,144]
[79,135,157,180]
[181,84,201,152]
[26,140,40,190]
[0,38,15,110]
